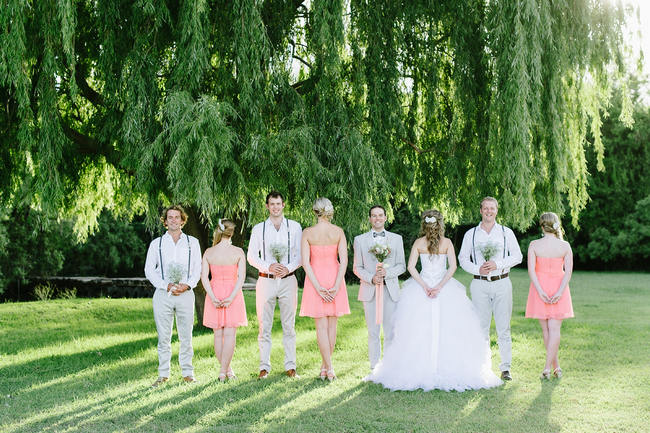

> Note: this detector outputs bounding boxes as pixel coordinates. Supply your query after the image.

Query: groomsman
[247,192,303,378]
[144,205,202,387]
[353,205,406,371]
[458,197,522,381]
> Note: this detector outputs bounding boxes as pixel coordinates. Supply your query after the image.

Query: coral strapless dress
[203,264,248,329]
[525,257,574,319]
[299,244,350,318]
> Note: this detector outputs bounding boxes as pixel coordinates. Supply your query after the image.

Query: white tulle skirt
[365,276,503,392]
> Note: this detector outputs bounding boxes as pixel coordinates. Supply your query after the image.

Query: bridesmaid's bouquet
[269,242,288,263]
[369,243,391,264]
[478,241,500,261]
[166,262,186,296]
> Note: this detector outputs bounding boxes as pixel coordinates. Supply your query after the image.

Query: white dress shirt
[458,223,522,277]
[247,218,302,273]
[144,232,202,290]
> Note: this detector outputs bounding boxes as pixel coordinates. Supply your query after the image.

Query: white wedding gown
[365,254,503,392]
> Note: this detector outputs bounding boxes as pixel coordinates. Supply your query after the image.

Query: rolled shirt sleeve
[286,221,302,273]
[180,236,202,289]
[493,227,523,272]
[144,238,166,290]
[247,223,274,273]
[458,229,481,275]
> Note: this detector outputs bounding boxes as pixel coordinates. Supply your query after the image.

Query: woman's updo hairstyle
[212,219,236,245]
[539,212,563,240]
[419,209,445,255]
[313,197,334,220]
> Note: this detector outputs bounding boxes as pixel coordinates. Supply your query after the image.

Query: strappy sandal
[226,368,236,380]
[218,372,227,382]
[553,367,563,379]
[319,367,327,381]
[540,369,551,380]
[327,368,336,381]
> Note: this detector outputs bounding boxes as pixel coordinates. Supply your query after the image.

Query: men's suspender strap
[186,234,191,279]
[472,225,506,262]
[286,218,290,262]
[159,234,191,282]
[262,219,291,264]
[159,237,164,280]
[471,227,477,264]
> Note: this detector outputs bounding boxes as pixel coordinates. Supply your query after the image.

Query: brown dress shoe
[286,369,299,378]
[151,377,168,388]
[182,376,197,383]
[258,369,269,379]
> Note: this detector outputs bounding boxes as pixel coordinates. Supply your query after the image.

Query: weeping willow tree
[1,0,635,234]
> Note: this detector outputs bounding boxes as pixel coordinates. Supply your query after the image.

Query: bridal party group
[144,192,574,391]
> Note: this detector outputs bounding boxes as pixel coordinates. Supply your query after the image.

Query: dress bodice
[535,257,565,277]
[209,264,238,281]
[419,254,447,282]
[310,244,339,266]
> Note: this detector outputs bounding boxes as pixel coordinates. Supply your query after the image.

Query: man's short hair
[369,205,386,217]
[266,191,285,204]
[160,205,188,225]
[480,196,499,209]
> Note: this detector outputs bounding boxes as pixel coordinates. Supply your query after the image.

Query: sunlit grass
[1,269,648,432]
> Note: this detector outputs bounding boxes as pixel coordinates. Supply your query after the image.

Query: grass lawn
[1,269,649,432]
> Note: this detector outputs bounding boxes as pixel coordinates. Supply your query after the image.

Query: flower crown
[552,222,560,230]
[424,216,437,224]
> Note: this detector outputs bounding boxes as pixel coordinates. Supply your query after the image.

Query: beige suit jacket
[353,230,406,303]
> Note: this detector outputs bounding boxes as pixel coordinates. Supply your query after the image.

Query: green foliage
[32,282,56,301]
[569,85,650,269]
[0,0,637,237]
[61,211,149,277]
[0,207,68,294]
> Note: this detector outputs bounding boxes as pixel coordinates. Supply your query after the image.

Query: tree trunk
[183,205,211,329]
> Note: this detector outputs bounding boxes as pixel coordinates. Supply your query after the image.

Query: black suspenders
[158,234,191,280]
[262,218,290,262]
[471,225,507,263]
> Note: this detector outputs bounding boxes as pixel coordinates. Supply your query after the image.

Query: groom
[353,205,406,371]
[458,196,522,380]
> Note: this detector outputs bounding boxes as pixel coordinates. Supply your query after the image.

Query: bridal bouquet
[166,262,186,296]
[478,241,500,262]
[269,242,287,263]
[369,242,391,263]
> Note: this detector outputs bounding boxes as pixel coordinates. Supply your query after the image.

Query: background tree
[1,0,638,310]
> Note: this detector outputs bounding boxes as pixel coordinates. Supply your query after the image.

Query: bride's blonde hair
[420,209,445,255]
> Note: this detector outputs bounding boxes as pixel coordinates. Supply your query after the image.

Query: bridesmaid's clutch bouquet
[478,241,500,261]
[369,243,391,264]
[166,262,186,296]
[269,242,288,263]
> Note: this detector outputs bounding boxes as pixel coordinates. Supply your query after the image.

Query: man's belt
[474,272,509,282]
[259,271,296,279]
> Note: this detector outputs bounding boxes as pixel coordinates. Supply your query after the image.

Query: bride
[365,210,502,392]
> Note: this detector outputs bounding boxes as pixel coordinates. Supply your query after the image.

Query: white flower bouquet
[478,241,501,261]
[269,242,287,263]
[166,262,186,296]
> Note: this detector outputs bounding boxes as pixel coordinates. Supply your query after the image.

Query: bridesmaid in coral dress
[299,197,350,380]
[201,219,248,381]
[526,212,574,380]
